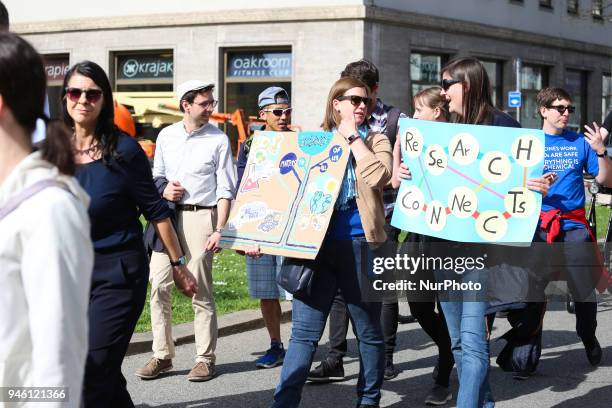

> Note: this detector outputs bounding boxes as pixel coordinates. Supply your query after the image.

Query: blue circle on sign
[279,152,297,175]
[329,145,343,162]
[319,163,329,173]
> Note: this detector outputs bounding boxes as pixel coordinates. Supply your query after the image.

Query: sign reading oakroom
[227,52,291,79]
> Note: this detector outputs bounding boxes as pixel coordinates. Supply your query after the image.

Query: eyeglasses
[263,108,292,116]
[337,95,371,107]
[65,87,103,103]
[441,79,462,91]
[195,100,218,109]
[546,104,576,114]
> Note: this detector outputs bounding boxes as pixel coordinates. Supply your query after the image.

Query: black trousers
[83,243,149,408]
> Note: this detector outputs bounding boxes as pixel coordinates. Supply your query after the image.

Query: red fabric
[539,208,611,293]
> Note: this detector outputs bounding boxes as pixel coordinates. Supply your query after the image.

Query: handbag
[276,259,315,297]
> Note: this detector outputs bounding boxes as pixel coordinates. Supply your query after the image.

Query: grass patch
[588,204,611,241]
[135,250,258,333]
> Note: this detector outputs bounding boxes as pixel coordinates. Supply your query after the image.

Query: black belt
[177,204,217,211]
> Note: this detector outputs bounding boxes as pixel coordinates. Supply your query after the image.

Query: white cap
[176,80,214,104]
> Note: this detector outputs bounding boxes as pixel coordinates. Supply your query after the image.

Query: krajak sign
[117,55,173,80]
[44,59,70,82]
[228,52,292,79]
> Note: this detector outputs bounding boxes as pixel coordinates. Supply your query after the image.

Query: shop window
[111,50,173,92]
[539,0,553,9]
[602,73,611,121]
[43,54,70,119]
[520,64,549,129]
[567,0,579,14]
[481,60,504,109]
[592,0,604,19]
[410,53,447,110]
[223,49,292,154]
[565,69,588,132]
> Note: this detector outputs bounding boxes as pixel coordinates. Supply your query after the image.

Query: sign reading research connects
[391,118,545,243]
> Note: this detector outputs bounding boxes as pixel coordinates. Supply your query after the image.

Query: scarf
[335,125,369,210]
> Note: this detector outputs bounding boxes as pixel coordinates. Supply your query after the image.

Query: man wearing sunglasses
[137,80,236,382]
[532,87,612,368]
[235,87,292,369]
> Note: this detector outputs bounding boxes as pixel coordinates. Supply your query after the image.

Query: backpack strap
[385,107,402,147]
[0,180,71,222]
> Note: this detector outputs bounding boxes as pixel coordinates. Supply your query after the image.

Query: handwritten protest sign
[391,119,545,243]
[220,131,349,259]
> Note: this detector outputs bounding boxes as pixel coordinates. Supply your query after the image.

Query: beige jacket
[353,131,393,244]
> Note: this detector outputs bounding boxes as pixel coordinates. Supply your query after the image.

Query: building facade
[9,0,611,148]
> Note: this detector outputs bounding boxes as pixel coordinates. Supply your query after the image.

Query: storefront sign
[44,58,70,82]
[228,52,292,78]
[117,54,173,80]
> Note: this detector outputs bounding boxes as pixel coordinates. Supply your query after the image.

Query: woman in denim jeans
[271,77,392,408]
[396,59,550,407]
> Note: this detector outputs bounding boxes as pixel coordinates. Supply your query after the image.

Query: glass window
[603,74,611,121]
[520,64,549,129]
[592,0,604,19]
[567,0,579,14]
[539,0,553,9]
[43,54,70,119]
[481,60,503,109]
[410,53,446,105]
[565,70,587,132]
[112,50,173,92]
[223,49,292,154]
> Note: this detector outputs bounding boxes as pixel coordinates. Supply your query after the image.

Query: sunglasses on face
[263,108,292,117]
[441,79,462,91]
[547,104,576,114]
[337,95,371,107]
[65,87,103,103]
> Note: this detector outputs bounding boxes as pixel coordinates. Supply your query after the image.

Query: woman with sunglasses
[271,77,392,408]
[436,57,551,408]
[0,33,93,408]
[61,61,198,407]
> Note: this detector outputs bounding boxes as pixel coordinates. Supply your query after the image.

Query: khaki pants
[149,207,217,363]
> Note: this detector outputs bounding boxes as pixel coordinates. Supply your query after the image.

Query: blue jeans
[439,269,494,408]
[271,239,384,408]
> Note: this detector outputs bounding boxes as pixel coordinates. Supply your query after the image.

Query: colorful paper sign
[220,131,349,259]
[391,118,545,243]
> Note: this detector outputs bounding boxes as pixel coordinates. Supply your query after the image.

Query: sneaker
[398,314,417,324]
[187,361,216,382]
[424,384,452,406]
[584,337,602,366]
[255,343,286,368]
[383,359,399,380]
[512,370,531,380]
[135,357,173,380]
[307,358,345,382]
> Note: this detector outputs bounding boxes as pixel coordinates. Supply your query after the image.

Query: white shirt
[153,121,236,206]
[0,152,94,408]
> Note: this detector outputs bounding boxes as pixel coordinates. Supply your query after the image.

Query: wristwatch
[597,149,608,158]
[214,228,223,234]
[170,255,187,267]
[344,133,359,144]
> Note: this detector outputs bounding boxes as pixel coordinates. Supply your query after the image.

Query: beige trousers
[149,207,217,363]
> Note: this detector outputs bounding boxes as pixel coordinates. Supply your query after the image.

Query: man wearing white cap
[136,80,236,382]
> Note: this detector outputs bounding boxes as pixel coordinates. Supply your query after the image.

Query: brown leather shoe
[187,361,216,382]
[135,357,173,379]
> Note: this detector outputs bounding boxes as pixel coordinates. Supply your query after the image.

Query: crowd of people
[2,1,612,406]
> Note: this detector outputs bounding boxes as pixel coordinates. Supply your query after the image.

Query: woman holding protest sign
[61,60,198,407]
[391,86,455,406]
[271,77,392,408]
[395,58,551,407]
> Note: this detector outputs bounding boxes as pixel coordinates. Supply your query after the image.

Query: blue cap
[258,87,290,108]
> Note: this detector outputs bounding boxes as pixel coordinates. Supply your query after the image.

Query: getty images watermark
[371,253,487,292]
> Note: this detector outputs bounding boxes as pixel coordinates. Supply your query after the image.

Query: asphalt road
[124,298,612,407]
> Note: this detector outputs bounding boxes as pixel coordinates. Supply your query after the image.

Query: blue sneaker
[255,343,285,368]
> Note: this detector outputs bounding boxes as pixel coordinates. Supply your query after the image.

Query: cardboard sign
[391,119,545,243]
[220,131,349,259]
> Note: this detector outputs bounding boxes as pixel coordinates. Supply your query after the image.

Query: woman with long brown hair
[271,77,392,408]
